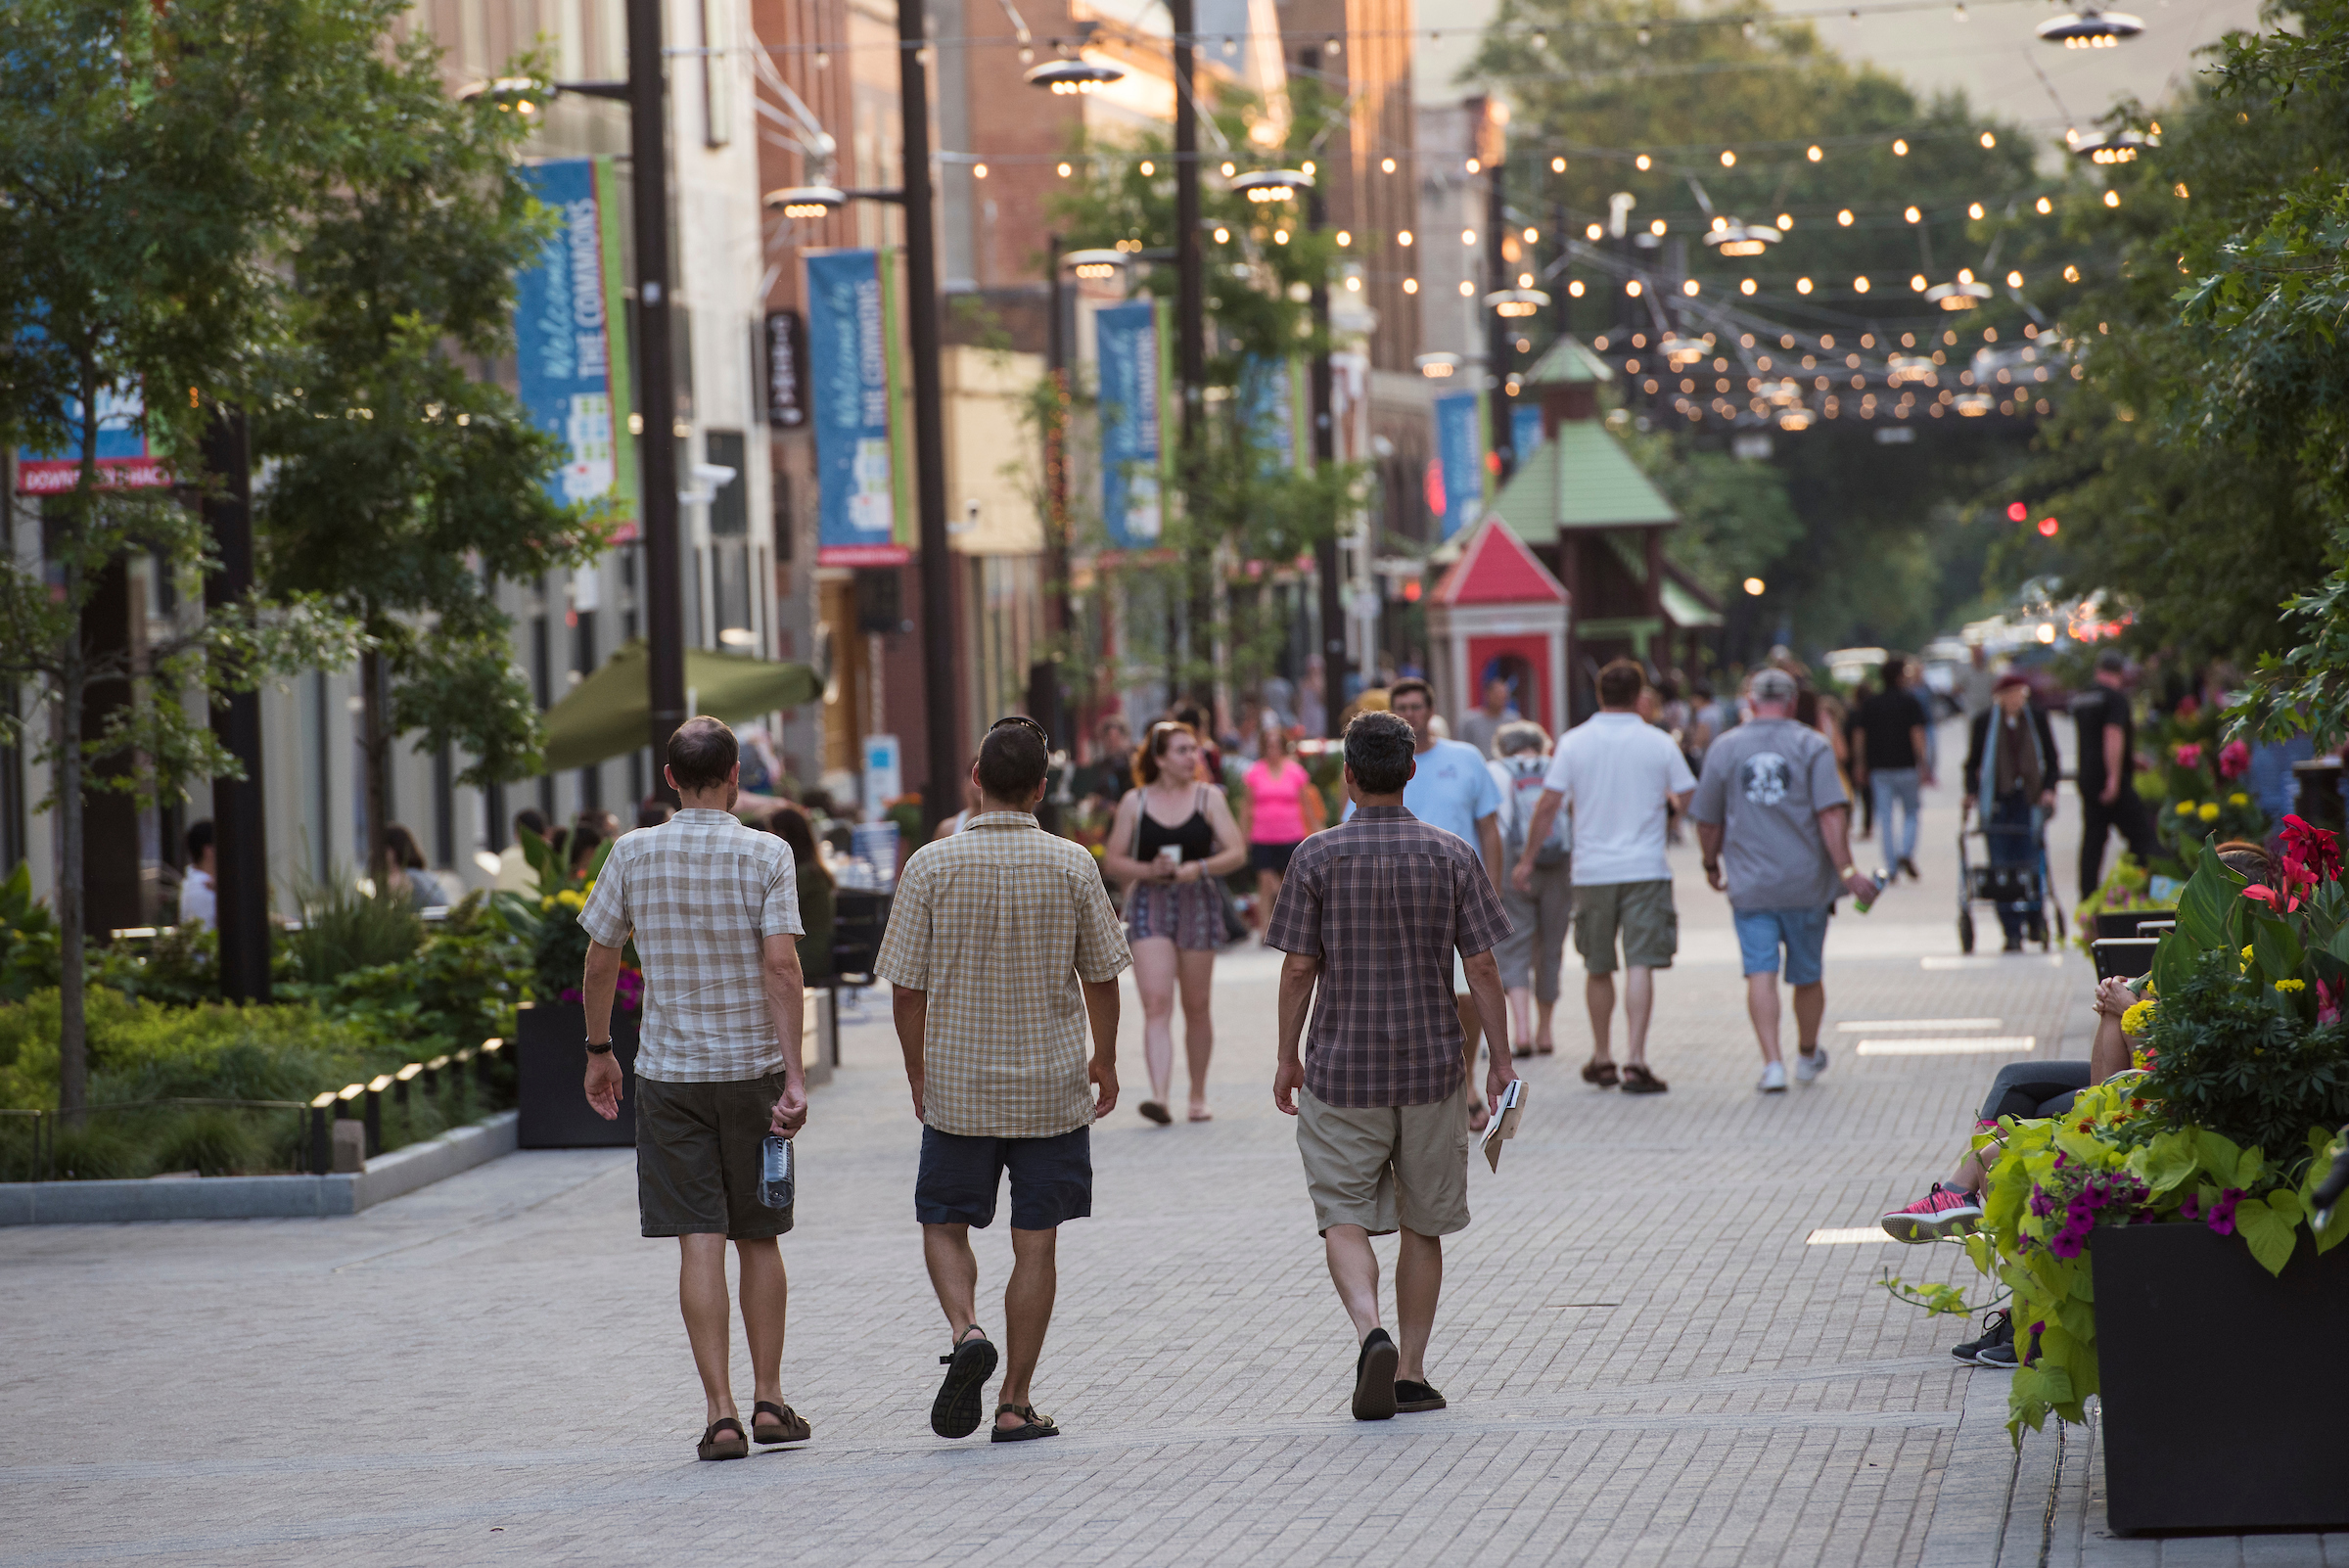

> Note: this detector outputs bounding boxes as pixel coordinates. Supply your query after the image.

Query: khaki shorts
[1296,1083,1471,1238]
[1573,879,1678,973]
[636,1072,794,1241]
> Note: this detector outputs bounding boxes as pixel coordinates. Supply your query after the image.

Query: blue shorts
[915,1125,1092,1231]
[1733,905,1831,986]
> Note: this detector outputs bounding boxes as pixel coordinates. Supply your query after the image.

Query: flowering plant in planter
[510,831,642,1010]
[1958,826,2349,1438]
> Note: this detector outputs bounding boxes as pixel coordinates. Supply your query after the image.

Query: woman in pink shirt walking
[1243,726,1324,930]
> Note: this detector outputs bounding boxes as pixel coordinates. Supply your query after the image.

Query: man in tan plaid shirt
[876,716,1129,1445]
[577,717,809,1463]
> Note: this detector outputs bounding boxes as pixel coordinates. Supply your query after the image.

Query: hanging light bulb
[1980,131,1998,148]
[1635,154,1652,170]
[1381,156,1397,173]
[1551,157,1566,172]
[1905,206,1921,222]
[1893,138,1910,156]
[1721,150,1736,167]
[2036,196,2053,213]
[1586,222,1602,240]
[1740,278,1757,295]
[1969,202,1985,219]
[1807,145,1823,161]
[1837,208,1854,226]
[1797,277,1814,295]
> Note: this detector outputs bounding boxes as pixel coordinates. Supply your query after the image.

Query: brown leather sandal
[752,1401,810,1445]
[1581,1057,1619,1087]
[697,1416,748,1460]
[990,1403,1061,1442]
[1620,1064,1670,1095]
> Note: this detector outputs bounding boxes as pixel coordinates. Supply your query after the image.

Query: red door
[1465,635,1554,737]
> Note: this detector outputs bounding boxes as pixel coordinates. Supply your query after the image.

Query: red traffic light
[2006,501,2028,523]
[2038,516,2059,537]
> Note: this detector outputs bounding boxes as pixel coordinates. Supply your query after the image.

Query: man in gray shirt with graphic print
[1688,669,1879,1093]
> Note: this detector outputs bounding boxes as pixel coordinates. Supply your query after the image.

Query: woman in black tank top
[1103,720,1249,1124]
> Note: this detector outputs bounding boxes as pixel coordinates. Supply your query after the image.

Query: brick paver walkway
[4,733,2336,1565]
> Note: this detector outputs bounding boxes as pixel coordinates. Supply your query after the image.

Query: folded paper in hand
[1482,1079,1526,1172]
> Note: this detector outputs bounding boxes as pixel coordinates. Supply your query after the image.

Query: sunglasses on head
[990,715,1050,745]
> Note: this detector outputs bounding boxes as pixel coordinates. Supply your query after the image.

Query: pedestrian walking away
[1512,659,1694,1095]
[178,818,216,928]
[1267,710,1517,1421]
[2073,649,2159,899]
[876,715,1130,1443]
[1343,677,1507,1128]
[1688,669,1879,1091]
[1488,722,1572,1058]
[576,717,811,1461]
[1242,724,1326,931]
[1103,719,1248,1124]
[1850,656,1934,880]
[1963,673,2061,951]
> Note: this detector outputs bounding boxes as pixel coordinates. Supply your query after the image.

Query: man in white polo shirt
[1511,659,1695,1094]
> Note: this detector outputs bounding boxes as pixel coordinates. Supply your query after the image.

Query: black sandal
[990,1402,1060,1442]
[697,1416,748,1461]
[1581,1057,1619,1087]
[931,1325,998,1439]
[752,1401,810,1445]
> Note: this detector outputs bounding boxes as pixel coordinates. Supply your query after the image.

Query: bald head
[665,716,739,796]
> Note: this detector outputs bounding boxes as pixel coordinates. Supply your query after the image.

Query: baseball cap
[1749,668,1799,704]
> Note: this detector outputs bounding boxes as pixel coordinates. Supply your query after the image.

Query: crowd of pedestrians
[563,636,2238,1456]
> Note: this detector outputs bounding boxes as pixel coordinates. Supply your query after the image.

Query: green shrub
[153,1109,262,1176]
[47,1123,142,1181]
[2139,946,2349,1156]
[0,990,408,1112]
[288,877,424,984]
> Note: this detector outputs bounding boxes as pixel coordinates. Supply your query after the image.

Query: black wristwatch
[585,1038,615,1056]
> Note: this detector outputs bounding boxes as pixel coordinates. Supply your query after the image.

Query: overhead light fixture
[2071,129,2154,164]
[1778,408,1815,431]
[454,75,551,115]
[763,185,848,217]
[1415,352,1462,379]
[1927,278,1994,311]
[2037,9,2143,45]
[1024,58,1128,93]
[1061,248,1128,280]
[1886,354,1937,385]
[1702,219,1781,257]
[1955,392,1996,416]
[1231,168,1313,203]
[1484,288,1551,318]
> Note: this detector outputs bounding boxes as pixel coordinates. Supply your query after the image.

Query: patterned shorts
[1125,879,1222,951]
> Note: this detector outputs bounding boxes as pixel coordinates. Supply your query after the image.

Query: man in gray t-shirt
[1688,669,1879,1093]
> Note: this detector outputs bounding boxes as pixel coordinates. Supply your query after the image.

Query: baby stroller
[1957,804,2065,953]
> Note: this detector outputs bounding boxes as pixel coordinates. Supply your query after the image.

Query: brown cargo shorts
[1573,878,1678,973]
[635,1072,794,1240]
[1295,1082,1471,1239]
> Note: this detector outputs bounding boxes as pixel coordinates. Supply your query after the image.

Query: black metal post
[1301,59,1346,739]
[308,1098,329,1176]
[1171,0,1204,706]
[362,1083,382,1159]
[200,407,271,1002]
[896,0,964,839]
[627,0,687,796]
[1487,161,1515,484]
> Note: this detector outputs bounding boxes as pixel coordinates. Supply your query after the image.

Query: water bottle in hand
[758,1133,796,1211]
[1854,869,1889,914]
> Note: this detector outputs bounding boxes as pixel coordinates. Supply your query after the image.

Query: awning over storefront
[541,638,821,772]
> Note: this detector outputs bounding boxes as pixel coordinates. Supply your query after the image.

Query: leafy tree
[0,0,381,1115]
[253,57,605,880]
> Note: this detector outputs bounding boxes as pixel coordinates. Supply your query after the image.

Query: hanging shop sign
[764,309,806,429]
[516,157,636,534]
[806,249,911,566]
[1095,299,1166,550]
[1435,392,1485,539]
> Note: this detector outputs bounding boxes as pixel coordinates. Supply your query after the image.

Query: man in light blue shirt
[1345,678,1506,1125]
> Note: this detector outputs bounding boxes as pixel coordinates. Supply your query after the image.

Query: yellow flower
[556,889,585,910]
[539,896,557,911]
[2197,802,2220,822]
[2176,801,2197,816]
[2278,978,2307,994]
[2121,999,2155,1036]
[2229,792,2249,807]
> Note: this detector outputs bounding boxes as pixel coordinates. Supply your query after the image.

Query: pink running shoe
[1880,1184,1983,1243]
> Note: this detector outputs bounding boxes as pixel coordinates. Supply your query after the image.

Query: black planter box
[515,1000,642,1149]
[2094,1222,2349,1534]
[2093,911,2171,943]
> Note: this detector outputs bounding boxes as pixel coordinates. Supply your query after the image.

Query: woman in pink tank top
[1242,726,1324,931]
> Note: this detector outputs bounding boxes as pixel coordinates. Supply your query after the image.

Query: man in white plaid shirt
[578,717,809,1462]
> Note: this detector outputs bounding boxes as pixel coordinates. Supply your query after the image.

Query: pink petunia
[2174,742,2204,769]
[2217,739,2251,780]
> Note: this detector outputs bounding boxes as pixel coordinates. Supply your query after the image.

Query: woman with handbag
[1241,724,1324,930]
[1103,720,1248,1125]
[1489,722,1574,1058]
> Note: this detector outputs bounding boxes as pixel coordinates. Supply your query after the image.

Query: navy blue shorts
[915,1125,1092,1231]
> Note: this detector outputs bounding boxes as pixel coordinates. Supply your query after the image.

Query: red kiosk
[1426,518,1572,739]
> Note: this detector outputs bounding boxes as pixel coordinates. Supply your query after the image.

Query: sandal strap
[754,1401,791,1419]
[706,1417,744,1438]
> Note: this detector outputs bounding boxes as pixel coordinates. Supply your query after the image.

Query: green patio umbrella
[540,638,821,772]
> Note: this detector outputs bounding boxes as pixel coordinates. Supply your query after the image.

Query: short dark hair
[1880,657,1908,688]
[2096,649,2129,674]
[1345,711,1416,795]
[513,807,547,840]
[1596,659,1645,708]
[635,799,674,830]
[184,819,214,861]
[977,715,1051,801]
[1387,676,1434,710]
[668,716,738,792]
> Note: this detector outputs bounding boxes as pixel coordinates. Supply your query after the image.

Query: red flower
[2280,815,2344,883]
[2217,740,2251,780]
[2174,742,2204,769]
[2242,882,2299,913]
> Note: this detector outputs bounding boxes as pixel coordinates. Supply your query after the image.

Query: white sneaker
[1795,1046,1829,1084]
[1758,1061,1788,1092]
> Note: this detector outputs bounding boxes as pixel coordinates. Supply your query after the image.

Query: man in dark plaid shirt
[1267,710,1516,1421]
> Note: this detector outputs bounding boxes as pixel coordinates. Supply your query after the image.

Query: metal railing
[3,1038,508,1183]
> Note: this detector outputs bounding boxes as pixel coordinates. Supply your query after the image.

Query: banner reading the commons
[1435,391,1485,539]
[1096,299,1164,550]
[516,157,636,530]
[806,249,909,566]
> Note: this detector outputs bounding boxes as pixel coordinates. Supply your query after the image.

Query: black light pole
[1486,158,1515,484]
[624,0,686,794]
[1170,0,1204,706]
[201,407,269,1003]
[896,0,963,839]
[1300,46,1345,739]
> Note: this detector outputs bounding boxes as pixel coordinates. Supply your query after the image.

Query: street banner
[14,378,171,494]
[1511,403,1544,464]
[516,157,636,532]
[806,249,909,566]
[1096,299,1163,549]
[1239,354,1309,475]
[1435,392,1484,539]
